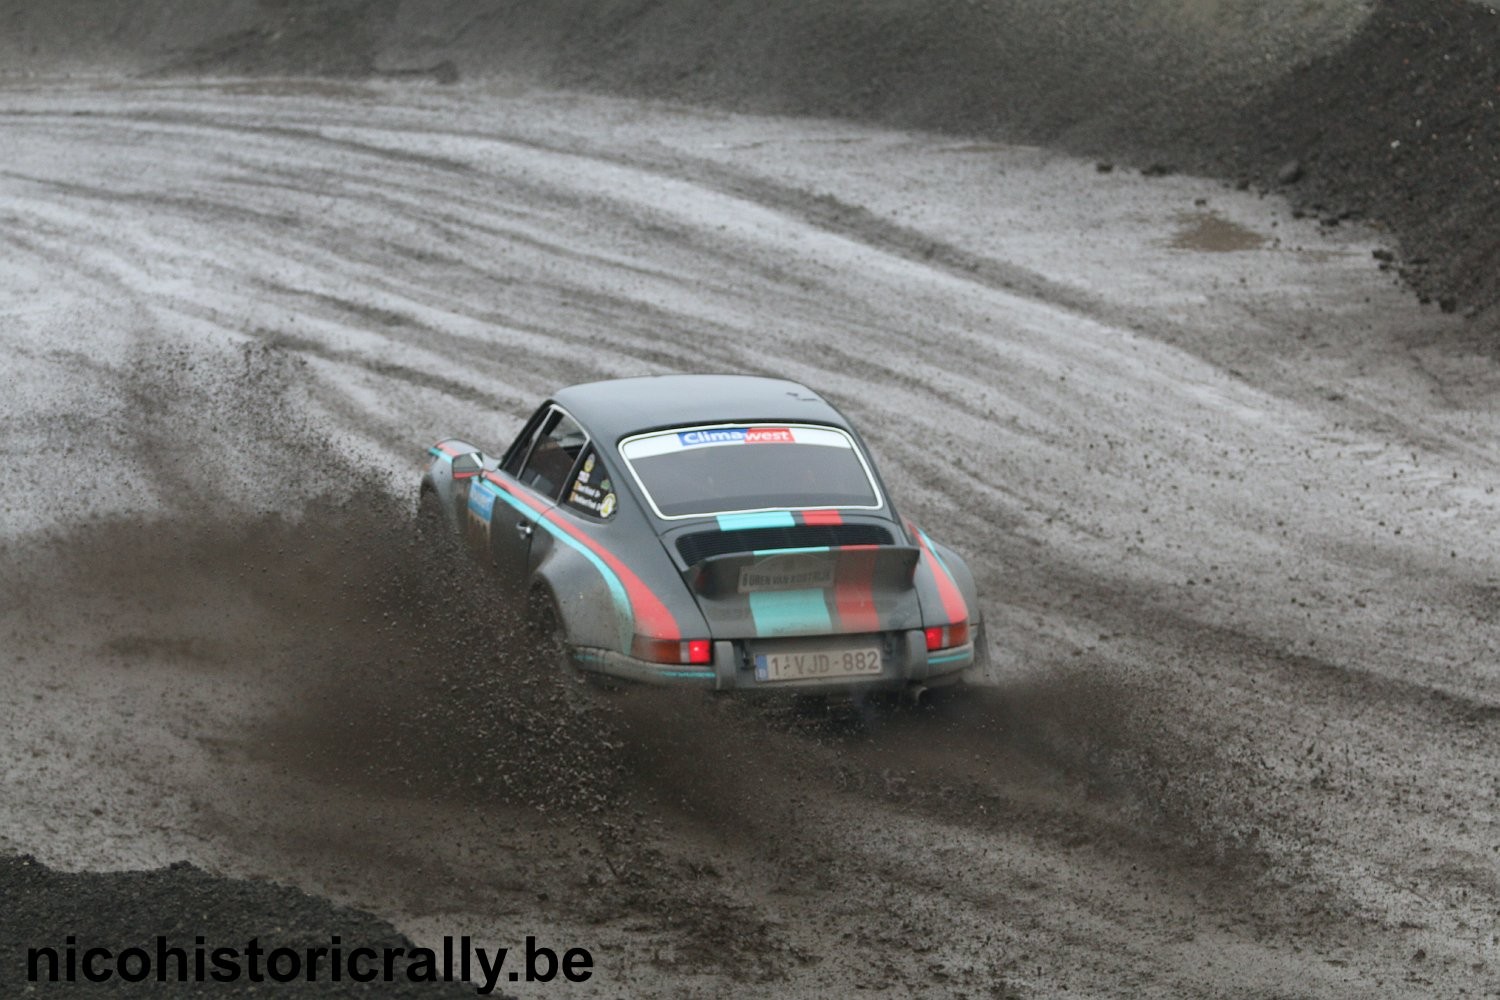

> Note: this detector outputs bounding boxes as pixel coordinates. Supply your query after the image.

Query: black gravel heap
[1210,0,1500,319]
[0,855,479,996]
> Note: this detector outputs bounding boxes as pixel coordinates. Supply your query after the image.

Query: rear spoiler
[685,545,920,599]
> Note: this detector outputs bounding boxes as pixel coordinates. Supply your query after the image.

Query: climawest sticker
[676,426,794,447]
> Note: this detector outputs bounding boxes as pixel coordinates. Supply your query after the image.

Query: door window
[518,409,586,500]
[501,406,552,477]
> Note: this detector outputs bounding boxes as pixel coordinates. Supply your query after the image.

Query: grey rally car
[419,374,987,696]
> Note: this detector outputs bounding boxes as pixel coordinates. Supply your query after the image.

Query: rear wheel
[526,589,580,680]
[416,487,451,555]
[525,588,624,701]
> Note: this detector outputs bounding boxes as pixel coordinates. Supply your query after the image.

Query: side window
[562,446,619,520]
[518,409,586,500]
[501,406,551,477]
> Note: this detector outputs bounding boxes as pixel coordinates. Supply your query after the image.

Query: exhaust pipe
[902,683,929,709]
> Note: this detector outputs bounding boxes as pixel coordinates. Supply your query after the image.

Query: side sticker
[467,480,496,549]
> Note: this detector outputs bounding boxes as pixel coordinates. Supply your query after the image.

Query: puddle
[1169,212,1266,252]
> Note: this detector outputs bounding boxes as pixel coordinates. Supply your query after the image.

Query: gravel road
[2,78,1498,997]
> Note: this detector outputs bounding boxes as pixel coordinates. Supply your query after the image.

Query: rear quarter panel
[488,474,711,654]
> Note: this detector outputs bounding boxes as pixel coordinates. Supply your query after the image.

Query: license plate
[754,646,882,683]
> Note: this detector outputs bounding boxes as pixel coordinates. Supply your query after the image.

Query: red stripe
[908,521,968,625]
[435,441,465,457]
[485,473,681,640]
[833,548,881,633]
[800,509,843,526]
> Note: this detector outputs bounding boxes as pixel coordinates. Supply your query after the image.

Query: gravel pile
[1205,0,1500,317]
[0,856,477,996]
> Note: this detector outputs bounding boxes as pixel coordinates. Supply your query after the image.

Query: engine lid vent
[676,523,894,566]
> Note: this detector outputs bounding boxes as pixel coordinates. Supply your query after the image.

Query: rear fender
[525,511,711,654]
[929,539,983,629]
[529,538,625,651]
[927,538,991,676]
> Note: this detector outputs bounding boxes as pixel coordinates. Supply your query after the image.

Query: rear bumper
[570,626,979,693]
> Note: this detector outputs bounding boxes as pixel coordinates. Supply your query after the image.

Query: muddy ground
[2,3,1500,999]
[6,0,1500,321]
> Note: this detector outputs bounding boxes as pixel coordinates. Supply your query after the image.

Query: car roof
[552,374,852,441]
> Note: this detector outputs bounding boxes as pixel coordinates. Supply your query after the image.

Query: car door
[459,408,542,563]
[482,405,587,596]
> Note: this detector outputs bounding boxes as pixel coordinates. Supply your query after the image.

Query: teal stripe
[718,511,796,530]
[751,546,829,557]
[428,446,447,460]
[574,650,711,679]
[928,650,971,666]
[748,588,832,636]
[485,484,632,650]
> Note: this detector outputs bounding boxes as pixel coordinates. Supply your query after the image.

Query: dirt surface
[7,0,1500,323]
[2,77,1499,997]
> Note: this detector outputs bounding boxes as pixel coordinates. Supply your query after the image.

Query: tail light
[632,636,713,665]
[924,621,970,652]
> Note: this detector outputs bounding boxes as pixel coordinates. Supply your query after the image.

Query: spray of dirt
[2,335,627,809]
[8,506,1281,877]
[0,490,840,976]
[0,489,1289,971]
[0,335,1322,979]
[0,336,857,975]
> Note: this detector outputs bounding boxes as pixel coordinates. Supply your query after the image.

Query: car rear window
[618,424,881,519]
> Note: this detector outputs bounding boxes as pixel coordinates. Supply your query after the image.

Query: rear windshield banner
[624,425,854,459]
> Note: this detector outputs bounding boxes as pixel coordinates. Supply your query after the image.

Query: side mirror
[451,452,484,480]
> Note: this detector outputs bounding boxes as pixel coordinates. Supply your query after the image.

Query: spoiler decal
[690,543,917,637]
[748,589,833,636]
[832,546,882,633]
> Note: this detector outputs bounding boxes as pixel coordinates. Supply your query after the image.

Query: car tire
[415,486,451,556]
[526,588,577,677]
[526,588,624,701]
